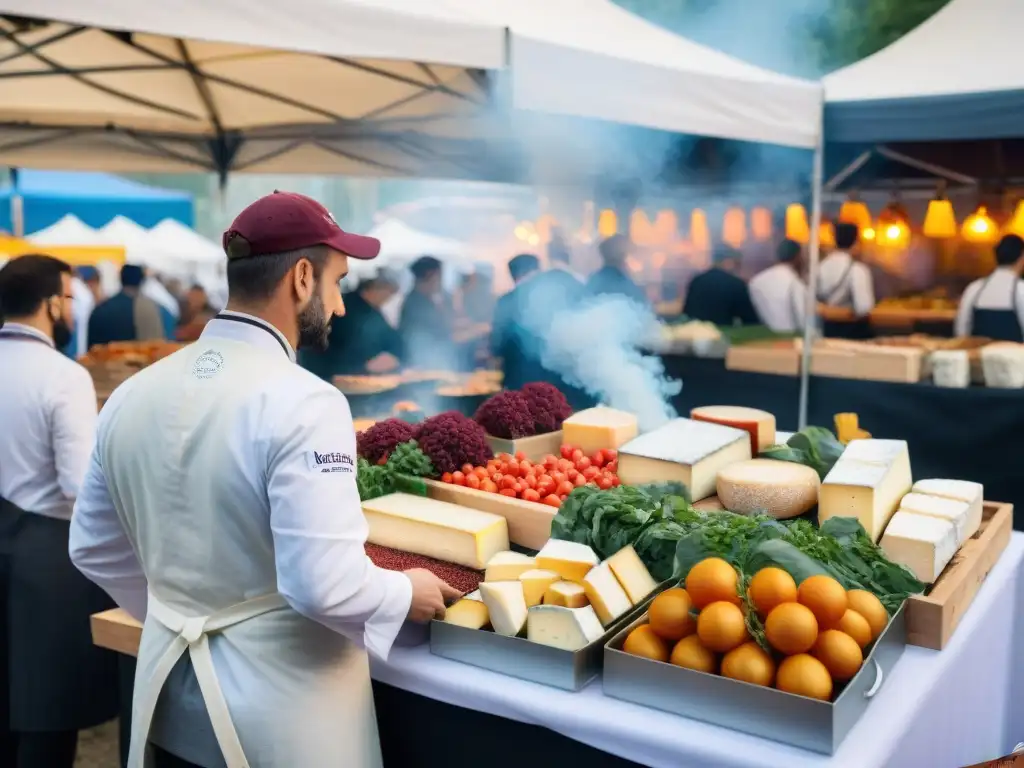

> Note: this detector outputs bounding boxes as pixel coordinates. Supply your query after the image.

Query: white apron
[100,337,383,768]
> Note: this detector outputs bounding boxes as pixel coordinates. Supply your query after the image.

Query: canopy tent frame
[824,146,979,192]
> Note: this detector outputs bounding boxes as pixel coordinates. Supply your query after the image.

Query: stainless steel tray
[603,602,907,754]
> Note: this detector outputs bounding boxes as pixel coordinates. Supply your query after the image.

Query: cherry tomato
[550,471,567,486]
[377,455,388,466]
[452,471,466,486]
[567,468,580,482]
[570,448,583,462]
[523,474,538,489]
[607,460,618,473]
[492,472,504,484]
[522,488,541,502]
[542,494,562,508]
[441,472,454,483]
[560,444,575,460]
[556,458,573,472]
[573,473,587,487]
[597,477,613,490]
[466,473,481,490]
[537,477,556,495]
[611,476,621,487]
[499,488,518,498]
[501,475,518,491]
[520,459,533,473]
[604,449,618,461]
[592,449,606,467]
[481,479,498,493]
[515,451,527,461]
[575,456,592,471]
[582,466,600,481]
[473,467,488,479]
[460,463,473,475]
[506,460,521,478]
[556,480,575,496]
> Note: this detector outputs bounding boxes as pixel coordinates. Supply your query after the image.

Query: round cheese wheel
[716,459,819,519]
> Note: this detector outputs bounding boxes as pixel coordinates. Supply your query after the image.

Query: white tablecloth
[373,534,1024,768]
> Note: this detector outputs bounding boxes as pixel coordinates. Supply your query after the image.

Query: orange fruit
[846,590,888,640]
[696,601,749,653]
[797,575,848,628]
[776,654,833,701]
[835,609,872,649]
[648,588,697,642]
[764,602,818,655]
[622,624,670,662]
[670,634,718,674]
[721,642,776,687]
[685,558,740,609]
[812,630,863,682]
[748,567,798,617]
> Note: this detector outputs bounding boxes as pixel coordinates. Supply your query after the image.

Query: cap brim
[326,230,381,260]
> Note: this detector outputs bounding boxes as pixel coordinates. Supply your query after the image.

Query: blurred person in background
[548,227,584,282]
[683,246,760,326]
[175,285,217,342]
[749,239,808,333]
[87,264,167,348]
[399,255,455,369]
[0,255,118,767]
[587,234,649,309]
[301,273,403,379]
[458,267,495,325]
[955,234,1024,341]
[817,222,876,339]
[142,271,180,338]
[68,265,103,358]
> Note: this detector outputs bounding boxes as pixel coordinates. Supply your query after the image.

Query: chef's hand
[366,352,400,374]
[404,568,462,622]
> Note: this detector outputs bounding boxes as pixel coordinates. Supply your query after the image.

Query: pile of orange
[620,558,890,703]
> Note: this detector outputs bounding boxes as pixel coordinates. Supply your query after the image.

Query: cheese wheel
[716,459,819,519]
[690,405,776,454]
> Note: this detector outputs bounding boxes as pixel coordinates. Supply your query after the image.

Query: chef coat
[954,266,1024,340]
[70,311,413,767]
[749,263,808,333]
[817,251,876,316]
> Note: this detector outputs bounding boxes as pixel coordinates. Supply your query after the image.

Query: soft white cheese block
[535,539,599,583]
[912,479,984,542]
[931,349,970,389]
[582,561,633,625]
[478,581,528,636]
[898,492,976,546]
[616,418,752,501]
[981,343,1024,388]
[818,439,912,541]
[880,510,958,583]
[527,605,605,651]
[484,551,536,582]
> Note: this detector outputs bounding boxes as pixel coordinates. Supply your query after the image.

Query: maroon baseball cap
[222,191,380,260]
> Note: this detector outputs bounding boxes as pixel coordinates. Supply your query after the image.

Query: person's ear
[293,258,314,305]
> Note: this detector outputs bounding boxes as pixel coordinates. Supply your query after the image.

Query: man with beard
[0,254,119,766]
[69,192,458,768]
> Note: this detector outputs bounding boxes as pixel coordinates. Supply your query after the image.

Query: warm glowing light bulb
[886,224,901,240]
[863,227,876,241]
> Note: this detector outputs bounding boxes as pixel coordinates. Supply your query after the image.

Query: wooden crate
[905,501,1013,650]
[422,479,555,551]
[725,341,801,377]
[91,608,141,657]
[486,431,563,462]
[811,342,925,383]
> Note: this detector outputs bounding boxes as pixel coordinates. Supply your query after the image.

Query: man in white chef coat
[749,239,809,333]
[817,222,876,338]
[954,234,1024,341]
[0,254,119,766]
[69,191,460,768]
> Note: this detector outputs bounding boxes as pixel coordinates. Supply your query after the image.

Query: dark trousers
[0,729,78,767]
[152,744,204,767]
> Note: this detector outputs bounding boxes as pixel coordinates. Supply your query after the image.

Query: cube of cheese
[690,405,776,454]
[527,605,605,651]
[912,479,984,542]
[930,350,970,389]
[582,561,633,625]
[899,492,977,547]
[880,510,958,583]
[362,493,509,569]
[543,581,589,608]
[443,598,490,630]
[535,539,599,583]
[818,439,912,541]
[616,418,751,501]
[478,581,528,636]
[606,546,658,604]
[561,407,639,455]
[981,343,1024,388]
[519,569,560,607]
[485,551,536,582]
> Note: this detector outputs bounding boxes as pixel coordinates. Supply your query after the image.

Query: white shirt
[0,323,97,519]
[749,263,808,332]
[817,251,876,317]
[143,277,180,319]
[955,266,1024,337]
[71,276,95,357]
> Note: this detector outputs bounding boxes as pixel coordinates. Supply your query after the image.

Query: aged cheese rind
[582,561,633,625]
[363,493,509,569]
[898,492,976,546]
[478,581,528,636]
[818,439,912,541]
[519,569,560,607]
[535,539,599,583]
[912,479,984,542]
[444,598,490,629]
[880,510,958,583]
[716,459,819,519]
[485,551,536,582]
[543,581,589,608]
[561,407,639,455]
[527,605,605,651]
[616,418,752,501]
[690,405,777,453]
[606,546,658,603]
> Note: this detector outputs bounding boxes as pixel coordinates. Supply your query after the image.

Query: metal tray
[603,602,907,754]
[430,584,668,691]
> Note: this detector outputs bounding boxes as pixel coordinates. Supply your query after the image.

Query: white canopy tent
[27,213,99,245]
[823,0,1024,142]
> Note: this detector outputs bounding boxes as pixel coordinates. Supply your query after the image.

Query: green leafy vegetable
[356,448,430,502]
[356,458,395,501]
[761,426,845,479]
[385,440,436,478]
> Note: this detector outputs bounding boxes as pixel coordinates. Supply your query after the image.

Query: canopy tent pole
[797,117,825,430]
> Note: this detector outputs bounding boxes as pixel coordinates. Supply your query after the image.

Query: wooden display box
[486,430,562,462]
[421,479,555,551]
[905,501,1012,650]
[810,342,924,383]
[725,341,801,377]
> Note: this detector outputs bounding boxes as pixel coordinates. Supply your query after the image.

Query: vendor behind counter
[954,234,1024,341]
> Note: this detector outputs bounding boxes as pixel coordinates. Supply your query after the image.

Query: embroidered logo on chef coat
[306,451,354,473]
[192,349,224,379]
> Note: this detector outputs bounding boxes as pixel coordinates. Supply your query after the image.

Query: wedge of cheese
[561,407,639,455]
[690,405,776,454]
[519,569,560,607]
[478,581,528,636]
[818,439,912,541]
[535,539,599,583]
[606,546,658,604]
[444,597,490,629]
[898,492,978,546]
[363,493,510,569]
[880,510,958,583]
[583,561,633,625]
[485,551,536,582]
[616,418,751,501]
[527,605,605,651]
[543,581,589,608]
[912,478,984,542]
[716,458,819,519]
[463,590,482,601]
